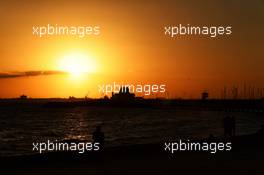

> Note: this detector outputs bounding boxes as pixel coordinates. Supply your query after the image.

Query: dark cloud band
[0,71,67,78]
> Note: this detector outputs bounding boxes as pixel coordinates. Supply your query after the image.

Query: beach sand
[2,134,264,175]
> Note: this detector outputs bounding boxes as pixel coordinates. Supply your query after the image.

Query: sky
[0,0,263,98]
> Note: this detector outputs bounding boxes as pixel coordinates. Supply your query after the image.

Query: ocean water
[0,102,263,157]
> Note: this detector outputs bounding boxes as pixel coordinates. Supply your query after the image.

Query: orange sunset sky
[0,0,263,98]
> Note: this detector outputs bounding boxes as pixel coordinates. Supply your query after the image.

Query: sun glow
[58,53,97,76]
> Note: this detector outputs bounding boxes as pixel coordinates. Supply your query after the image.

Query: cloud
[0,71,67,79]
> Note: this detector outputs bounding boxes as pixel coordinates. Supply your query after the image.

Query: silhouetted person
[223,116,233,137]
[92,126,105,150]
[231,116,236,136]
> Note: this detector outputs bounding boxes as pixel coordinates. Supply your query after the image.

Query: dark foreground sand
[2,134,264,175]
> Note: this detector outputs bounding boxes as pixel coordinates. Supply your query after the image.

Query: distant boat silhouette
[20,95,28,99]
[111,86,135,102]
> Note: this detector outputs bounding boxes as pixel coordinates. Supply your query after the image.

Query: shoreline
[0,98,263,112]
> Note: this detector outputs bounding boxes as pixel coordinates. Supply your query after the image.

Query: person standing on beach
[231,116,236,137]
[92,126,105,150]
[223,116,232,137]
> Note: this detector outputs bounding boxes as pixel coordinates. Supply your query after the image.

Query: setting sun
[58,53,97,76]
